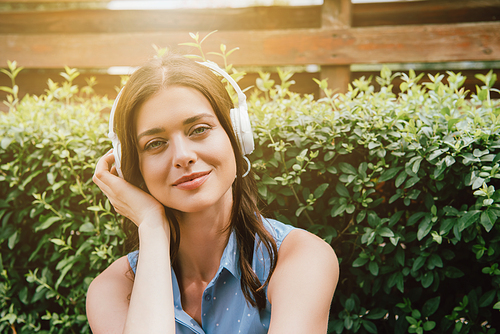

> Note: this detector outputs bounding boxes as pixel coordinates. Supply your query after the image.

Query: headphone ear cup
[112,139,124,178]
[230,107,243,152]
[239,109,254,155]
[230,106,254,156]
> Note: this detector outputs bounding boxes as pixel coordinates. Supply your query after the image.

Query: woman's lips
[173,171,211,190]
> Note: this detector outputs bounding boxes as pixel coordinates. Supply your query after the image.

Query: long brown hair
[114,52,278,309]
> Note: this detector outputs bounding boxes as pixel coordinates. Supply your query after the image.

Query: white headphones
[108,61,254,179]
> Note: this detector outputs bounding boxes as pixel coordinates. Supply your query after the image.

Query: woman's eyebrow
[183,113,216,125]
[137,127,165,141]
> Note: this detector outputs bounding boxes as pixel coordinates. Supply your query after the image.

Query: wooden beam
[2,1,498,33]
[322,0,351,28]
[0,6,321,34]
[354,0,500,27]
[6,0,188,1]
[321,0,351,94]
[1,22,499,68]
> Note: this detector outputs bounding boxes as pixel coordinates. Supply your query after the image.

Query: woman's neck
[174,190,233,282]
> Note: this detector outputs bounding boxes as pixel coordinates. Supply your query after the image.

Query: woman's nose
[171,137,196,168]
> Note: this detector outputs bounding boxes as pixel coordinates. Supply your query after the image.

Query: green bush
[249,68,500,333]
[0,63,124,333]
[1,55,500,334]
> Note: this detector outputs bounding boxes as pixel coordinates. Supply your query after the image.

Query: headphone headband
[196,61,247,111]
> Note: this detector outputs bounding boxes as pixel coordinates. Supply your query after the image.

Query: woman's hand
[93,149,166,227]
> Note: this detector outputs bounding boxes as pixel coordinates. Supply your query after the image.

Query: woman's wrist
[138,212,171,242]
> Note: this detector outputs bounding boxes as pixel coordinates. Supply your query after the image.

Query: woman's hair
[114,52,278,309]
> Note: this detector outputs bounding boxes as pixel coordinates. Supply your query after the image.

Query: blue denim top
[127,218,296,334]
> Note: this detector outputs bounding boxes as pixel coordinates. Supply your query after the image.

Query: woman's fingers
[93,150,165,227]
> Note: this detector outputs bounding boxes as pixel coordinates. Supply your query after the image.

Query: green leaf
[478,88,488,101]
[352,257,369,267]
[480,210,496,232]
[345,298,355,312]
[344,316,353,330]
[428,254,443,268]
[8,230,18,250]
[423,321,436,331]
[314,183,329,198]
[395,247,405,266]
[324,151,335,161]
[339,162,357,175]
[422,296,440,317]
[35,216,62,232]
[331,204,347,217]
[336,183,350,197]
[412,256,426,272]
[408,212,426,226]
[444,155,455,167]
[346,204,355,214]
[79,222,95,233]
[447,118,460,131]
[378,227,394,238]
[50,239,66,246]
[1,137,13,150]
[296,206,308,217]
[412,157,423,174]
[479,290,496,307]
[357,210,367,223]
[429,149,446,160]
[417,215,432,240]
[327,166,337,174]
[369,261,379,276]
[262,174,278,185]
[406,316,418,326]
[389,210,405,227]
[458,210,481,232]
[0,313,16,324]
[329,319,344,333]
[421,272,433,288]
[445,266,464,278]
[395,170,408,188]
[76,315,87,322]
[404,176,420,189]
[379,167,401,182]
[366,308,387,320]
[362,320,378,334]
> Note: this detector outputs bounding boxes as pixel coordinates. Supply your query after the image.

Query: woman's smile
[173,171,211,190]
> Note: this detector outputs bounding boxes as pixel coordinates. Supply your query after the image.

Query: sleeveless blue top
[127,218,296,334]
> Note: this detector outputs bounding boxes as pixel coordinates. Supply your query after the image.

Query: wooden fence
[1,0,500,105]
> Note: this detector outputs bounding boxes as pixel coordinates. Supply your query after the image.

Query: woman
[87,52,339,334]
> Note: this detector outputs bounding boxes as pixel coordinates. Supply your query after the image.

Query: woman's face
[135,85,237,214]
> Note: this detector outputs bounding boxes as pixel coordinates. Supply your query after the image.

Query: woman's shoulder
[86,256,134,333]
[261,217,296,249]
[279,228,338,269]
[269,227,339,301]
[88,256,133,290]
[267,229,339,332]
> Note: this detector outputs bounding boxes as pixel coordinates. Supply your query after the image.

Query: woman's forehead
[135,86,217,134]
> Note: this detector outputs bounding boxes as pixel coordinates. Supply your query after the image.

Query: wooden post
[321,0,352,95]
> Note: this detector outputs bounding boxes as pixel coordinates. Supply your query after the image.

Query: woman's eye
[145,140,164,150]
[192,126,211,136]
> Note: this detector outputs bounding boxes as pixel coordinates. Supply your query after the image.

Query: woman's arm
[86,256,133,333]
[267,229,339,334]
[86,150,176,334]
